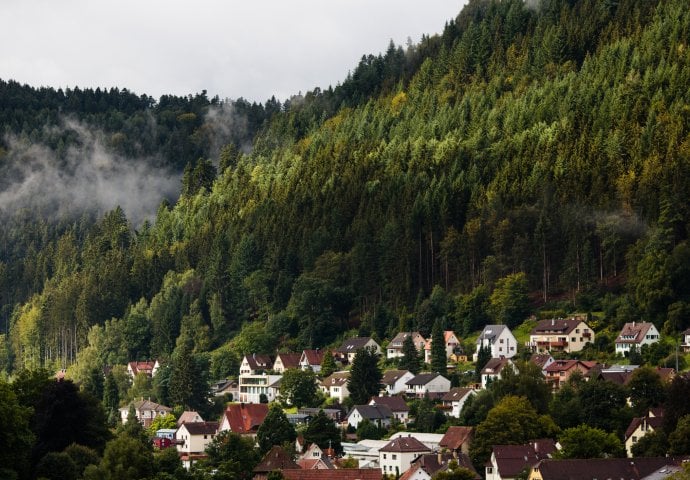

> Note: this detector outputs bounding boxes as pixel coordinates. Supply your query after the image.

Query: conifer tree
[320,349,337,378]
[399,335,421,374]
[256,404,297,454]
[347,347,382,404]
[430,319,447,374]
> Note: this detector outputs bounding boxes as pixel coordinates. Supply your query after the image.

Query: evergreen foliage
[347,347,383,405]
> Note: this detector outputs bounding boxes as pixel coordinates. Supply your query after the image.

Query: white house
[387,332,426,359]
[119,399,171,427]
[405,373,451,398]
[273,352,301,373]
[379,436,431,476]
[335,337,381,364]
[615,322,660,355]
[320,371,350,402]
[441,387,477,418]
[480,358,514,389]
[682,328,690,353]
[369,396,410,425]
[238,373,282,403]
[175,421,219,470]
[299,349,325,372]
[346,404,393,429]
[474,325,517,361]
[239,354,273,375]
[127,360,160,378]
[388,432,445,451]
[381,369,415,396]
[527,317,594,354]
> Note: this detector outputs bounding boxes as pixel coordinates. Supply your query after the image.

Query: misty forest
[2,0,690,477]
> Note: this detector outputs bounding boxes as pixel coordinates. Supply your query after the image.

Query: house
[682,328,690,353]
[624,408,664,457]
[387,332,426,359]
[238,373,282,403]
[127,360,160,378]
[543,360,597,390]
[527,317,595,354]
[388,432,446,451]
[346,404,393,429]
[530,353,555,374]
[480,358,514,389]
[177,411,203,426]
[273,352,302,373]
[424,331,462,363]
[405,373,451,398]
[253,445,300,480]
[381,369,415,396]
[210,378,238,398]
[335,337,381,364]
[369,396,410,425]
[219,403,269,437]
[474,325,517,361]
[527,457,687,480]
[298,407,345,423]
[300,349,325,372]
[615,322,660,355]
[176,421,219,470]
[439,426,474,457]
[341,439,389,469]
[379,436,431,476]
[119,399,172,427]
[281,469,382,480]
[301,443,324,460]
[320,371,350,402]
[486,440,557,480]
[589,364,638,385]
[240,354,274,375]
[401,452,480,480]
[296,456,335,470]
[441,388,477,418]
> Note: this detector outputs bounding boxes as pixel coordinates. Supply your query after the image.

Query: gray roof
[477,325,508,343]
[406,373,446,386]
[348,404,393,421]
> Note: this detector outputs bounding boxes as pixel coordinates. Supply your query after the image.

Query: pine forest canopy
[1,0,690,375]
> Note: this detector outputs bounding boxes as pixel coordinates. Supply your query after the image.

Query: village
[118,318,690,480]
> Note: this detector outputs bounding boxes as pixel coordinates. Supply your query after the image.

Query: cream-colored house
[379,436,431,476]
[624,408,664,457]
[320,371,350,402]
[615,322,660,355]
[527,317,594,354]
[176,421,219,470]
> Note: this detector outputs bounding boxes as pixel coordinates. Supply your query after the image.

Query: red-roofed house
[529,353,554,374]
[625,408,664,457]
[486,440,557,480]
[219,403,269,437]
[379,436,431,476]
[300,349,325,373]
[281,469,381,480]
[528,317,594,354]
[543,360,597,390]
[480,358,514,389]
[127,360,160,378]
[439,426,474,457]
[274,353,302,373]
[615,322,660,355]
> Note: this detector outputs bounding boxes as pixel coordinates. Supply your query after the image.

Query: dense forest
[1,0,690,381]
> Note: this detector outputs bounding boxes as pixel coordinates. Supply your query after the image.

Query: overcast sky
[1,1,467,103]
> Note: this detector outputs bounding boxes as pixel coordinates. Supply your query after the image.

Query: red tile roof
[254,446,300,473]
[276,353,302,370]
[282,469,382,480]
[222,403,268,434]
[439,426,474,450]
[302,349,325,366]
[380,436,430,453]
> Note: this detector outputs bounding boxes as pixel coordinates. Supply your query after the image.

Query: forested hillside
[2,0,690,376]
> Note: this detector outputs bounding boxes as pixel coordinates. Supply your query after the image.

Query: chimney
[552,319,555,326]
[438,451,443,464]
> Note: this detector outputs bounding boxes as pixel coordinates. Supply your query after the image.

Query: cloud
[0,119,180,225]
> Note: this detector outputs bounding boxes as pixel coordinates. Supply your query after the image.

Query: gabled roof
[477,325,510,343]
[625,414,665,439]
[481,358,512,375]
[490,441,556,478]
[244,354,274,371]
[297,458,335,470]
[222,403,268,433]
[439,426,474,450]
[179,421,219,435]
[369,395,409,412]
[424,331,460,350]
[381,369,412,386]
[531,318,587,335]
[281,469,381,480]
[616,322,656,344]
[275,352,302,369]
[406,373,446,386]
[128,360,157,376]
[336,337,377,353]
[530,353,554,369]
[121,399,171,413]
[380,436,431,453]
[320,371,349,387]
[178,411,203,426]
[301,349,325,366]
[533,457,686,480]
[544,360,597,374]
[253,445,300,473]
[441,387,475,403]
[348,404,393,421]
[389,332,424,347]
[407,452,480,480]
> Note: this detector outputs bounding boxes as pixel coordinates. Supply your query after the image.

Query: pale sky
[1,1,467,103]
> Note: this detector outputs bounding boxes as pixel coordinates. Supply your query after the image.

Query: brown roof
[180,421,219,435]
[128,360,157,375]
[441,387,474,403]
[302,349,325,366]
[530,353,553,369]
[406,452,480,480]
[222,403,269,433]
[616,322,655,344]
[254,446,300,473]
[381,370,411,386]
[369,396,409,412]
[481,358,511,375]
[380,436,431,453]
[276,353,302,370]
[533,457,687,480]
[388,332,424,348]
[245,354,274,371]
[489,441,556,478]
[544,360,597,374]
[599,371,633,385]
[297,458,335,470]
[282,469,382,480]
[625,415,665,439]
[439,426,474,450]
[177,411,204,426]
[320,371,349,387]
[531,318,586,335]
[336,337,377,353]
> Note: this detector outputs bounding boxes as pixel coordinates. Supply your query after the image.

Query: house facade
[119,399,172,427]
[480,358,514,389]
[299,349,325,372]
[543,360,597,390]
[176,421,219,469]
[682,328,690,353]
[486,441,556,480]
[238,373,282,403]
[320,371,350,402]
[381,369,415,396]
[474,325,517,361]
[219,403,268,437]
[240,354,274,375]
[424,331,462,364]
[346,404,393,429]
[127,360,160,378]
[405,373,451,398]
[441,387,477,418]
[335,337,381,364]
[624,408,664,457]
[379,436,431,476]
[387,332,426,359]
[369,396,410,425]
[527,317,594,354]
[615,322,660,355]
[273,353,302,373]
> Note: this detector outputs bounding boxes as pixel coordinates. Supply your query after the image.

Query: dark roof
[616,322,656,344]
[388,332,423,347]
[477,325,508,342]
[490,441,555,478]
[281,469,381,480]
[276,353,302,369]
[530,353,553,369]
[381,369,411,385]
[406,373,446,386]
[406,452,480,480]
[245,354,274,371]
[439,426,474,450]
[599,371,633,385]
[379,436,430,453]
[533,457,687,480]
[625,415,665,439]
[369,396,409,412]
[544,360,597,374]
[320,371,349,387]
[180,421,219,435]
[531,318,587,335]
[348,404,393,421]
[441,387,475,402]
[336,337,376,353]
[254,445,300,473]
[301,349,325,366]
[481,358,511,375]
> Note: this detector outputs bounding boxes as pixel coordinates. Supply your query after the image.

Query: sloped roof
[490,441,556,478]
[531,318,586,335]
[544,360,597,374]
[380,436,431,453]
[320,371,350,387]
[424,331,460,350]
[297,458,335,470]
[180,421,219,435]
[282,469,381,480]
[369,395,409,412]
[407,452,480,480]
[336,337,377,353]
[441,387,474,403]
[222,403,269,433]
[625,415,665,439]
[302,349,325,366]
[178,411,204,426]
[530,353,554,369]
[389,332,423,347]
[121,399,171,414]
[381,369,412,386]
[616,322,656,344]
[477,325,509,343]
[128,360,157,375]
[244,354,274,370]
[533,457,686,480]
[406,373,446,386]
[481,358,511,375]
[348,404,393,421]
[254,445,300,473]
[439,426,474,450]
[276,352,302,369]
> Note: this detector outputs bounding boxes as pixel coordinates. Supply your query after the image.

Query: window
[392,455,397,460]
[487,467,493,474]
[571,337,576,342]
[632,436,638,443]
[576,329,580,333]
[500,339,504,343]
[383,454,387,459]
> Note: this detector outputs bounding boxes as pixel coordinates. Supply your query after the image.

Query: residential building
[424,331,462,363]
[625,408,664,457]
[239,354,274,375]
[589,364,638,385]
[543,360,597,390]
[210,378,238,398]
[379,436,431,476]
[369,396,410,425]
[218,403,269,437]
[401,452,480,480]
[238,373,282,403]
[273,352,302,373]
[341,440,388,469]
[527,457,687,480]
[527,317,594,354]
[486,440,557,480]
[127,360,160,378]
[682,328,690,353]
[177,411,203,426]
[474,325,517,361]
[119,399,171,427]
[615,322,660,355]
[439,426,474,457]
[480,358,514,389]
[530,353,555,374]
[387,332,426,359]
[381,369,415,396]
[405,373,451,398]
[176,421,219,470]
[388,432,445,451]
[320,371,350,402]
[253,446,300,480]
[281,469,382,480]
[299,349,325,372]
[346,404,393,429]
[441,387,477,418]
[335,337,381,364]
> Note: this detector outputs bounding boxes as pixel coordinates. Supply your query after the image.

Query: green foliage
[347,348,382,405]
[256,404,297,454]
[279,368,318,408]
[626,366,666,416]
[147,413,177,437]
[35,451,78,480]
[319,350,337,378]
[556,424,625,458]
[356,418,386,441]
[430,319,447,375]
[432,460,478,480]
[204,430,261,480]
[0,377,34,479]
[303,409,342,454]
[489,273,531,328]
[97,432,154,480]
[399,335,422,374]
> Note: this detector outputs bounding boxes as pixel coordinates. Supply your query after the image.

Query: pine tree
[347,347,382,404]
[256,404,297,454]
[320,349,337,378]
[475,343,491,382]
[399,335,421,374]
[430,319,447,374]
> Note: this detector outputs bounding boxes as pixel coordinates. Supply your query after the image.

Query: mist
[0,119,180,226]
